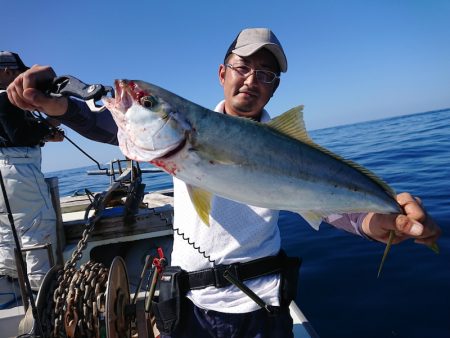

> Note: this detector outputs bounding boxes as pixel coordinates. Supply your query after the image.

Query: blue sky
[3,0,450,172]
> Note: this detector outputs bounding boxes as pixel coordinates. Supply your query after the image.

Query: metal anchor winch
[18,160,166,338]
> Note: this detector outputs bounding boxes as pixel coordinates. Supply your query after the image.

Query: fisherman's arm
[326,193,441,246]
[7,65,118,145]
[324,213,370,238]
[60,98,118,145]
[361,192,441,246]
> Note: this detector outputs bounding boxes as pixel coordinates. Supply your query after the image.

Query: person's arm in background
[7,65,118,145]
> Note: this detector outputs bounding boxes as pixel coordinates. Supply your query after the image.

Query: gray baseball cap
[0,51,28,70]
[224,28,287,73]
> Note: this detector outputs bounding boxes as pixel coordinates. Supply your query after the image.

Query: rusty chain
[42,166,141,337]
[51,193,110,337]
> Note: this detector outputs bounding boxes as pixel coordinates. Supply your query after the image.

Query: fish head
[103,80,189,162]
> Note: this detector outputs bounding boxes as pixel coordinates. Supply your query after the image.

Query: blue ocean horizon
[47,108,450,338]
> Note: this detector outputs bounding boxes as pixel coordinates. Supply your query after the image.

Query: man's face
[219,49,279,120]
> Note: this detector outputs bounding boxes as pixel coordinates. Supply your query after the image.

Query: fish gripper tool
[48,75,114,112]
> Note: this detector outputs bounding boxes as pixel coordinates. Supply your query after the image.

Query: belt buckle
[227,263,240,281]
[213,263,240,288]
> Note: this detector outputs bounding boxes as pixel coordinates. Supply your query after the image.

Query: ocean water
[47,109,450,338]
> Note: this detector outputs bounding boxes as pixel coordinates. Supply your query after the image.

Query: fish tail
[427,242,440,254]
[377,230,395,278]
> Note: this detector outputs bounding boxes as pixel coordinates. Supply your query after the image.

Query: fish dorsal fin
[267,105,312,143]
[186,184,212,226]
[269,105,396,199]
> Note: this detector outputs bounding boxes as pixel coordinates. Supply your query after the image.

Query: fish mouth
[103,80,148,113]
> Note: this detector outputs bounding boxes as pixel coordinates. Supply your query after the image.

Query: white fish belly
[169,147,398,215]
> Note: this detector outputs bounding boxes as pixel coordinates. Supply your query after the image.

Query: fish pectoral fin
[298,212,324,230]
[186,184,212,226]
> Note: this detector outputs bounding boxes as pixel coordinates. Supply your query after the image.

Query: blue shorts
[161,298,293,338]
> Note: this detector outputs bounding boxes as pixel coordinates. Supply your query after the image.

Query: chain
[47,166,140,337]
[63,261,109,338]
[51,193,109,337]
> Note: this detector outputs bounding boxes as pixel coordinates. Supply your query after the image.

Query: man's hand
[7,65,68,116]
[362,192,441,247]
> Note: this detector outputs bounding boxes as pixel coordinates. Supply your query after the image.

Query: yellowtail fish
[103,80,419,276]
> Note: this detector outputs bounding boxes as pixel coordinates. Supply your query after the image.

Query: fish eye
[140,95,158,108]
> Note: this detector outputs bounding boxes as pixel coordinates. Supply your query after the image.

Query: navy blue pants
[160,298,293,338]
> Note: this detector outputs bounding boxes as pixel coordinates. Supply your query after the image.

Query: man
[0,51,63,301]
[7,29,441,337]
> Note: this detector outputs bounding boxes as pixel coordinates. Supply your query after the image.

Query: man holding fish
[7,28,441,337]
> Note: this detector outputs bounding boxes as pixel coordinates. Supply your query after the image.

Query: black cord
[173,227,216,264]
[29,110,109,173]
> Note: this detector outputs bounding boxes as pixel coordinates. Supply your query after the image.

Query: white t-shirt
[170,101,281,313]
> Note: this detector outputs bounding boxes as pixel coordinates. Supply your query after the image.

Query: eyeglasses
[225,64,279,84]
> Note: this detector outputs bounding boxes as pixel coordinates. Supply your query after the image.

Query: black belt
[179,251,285,290]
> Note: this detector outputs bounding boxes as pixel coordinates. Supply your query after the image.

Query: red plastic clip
[152,247,167,274]
[157,247,164,260]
